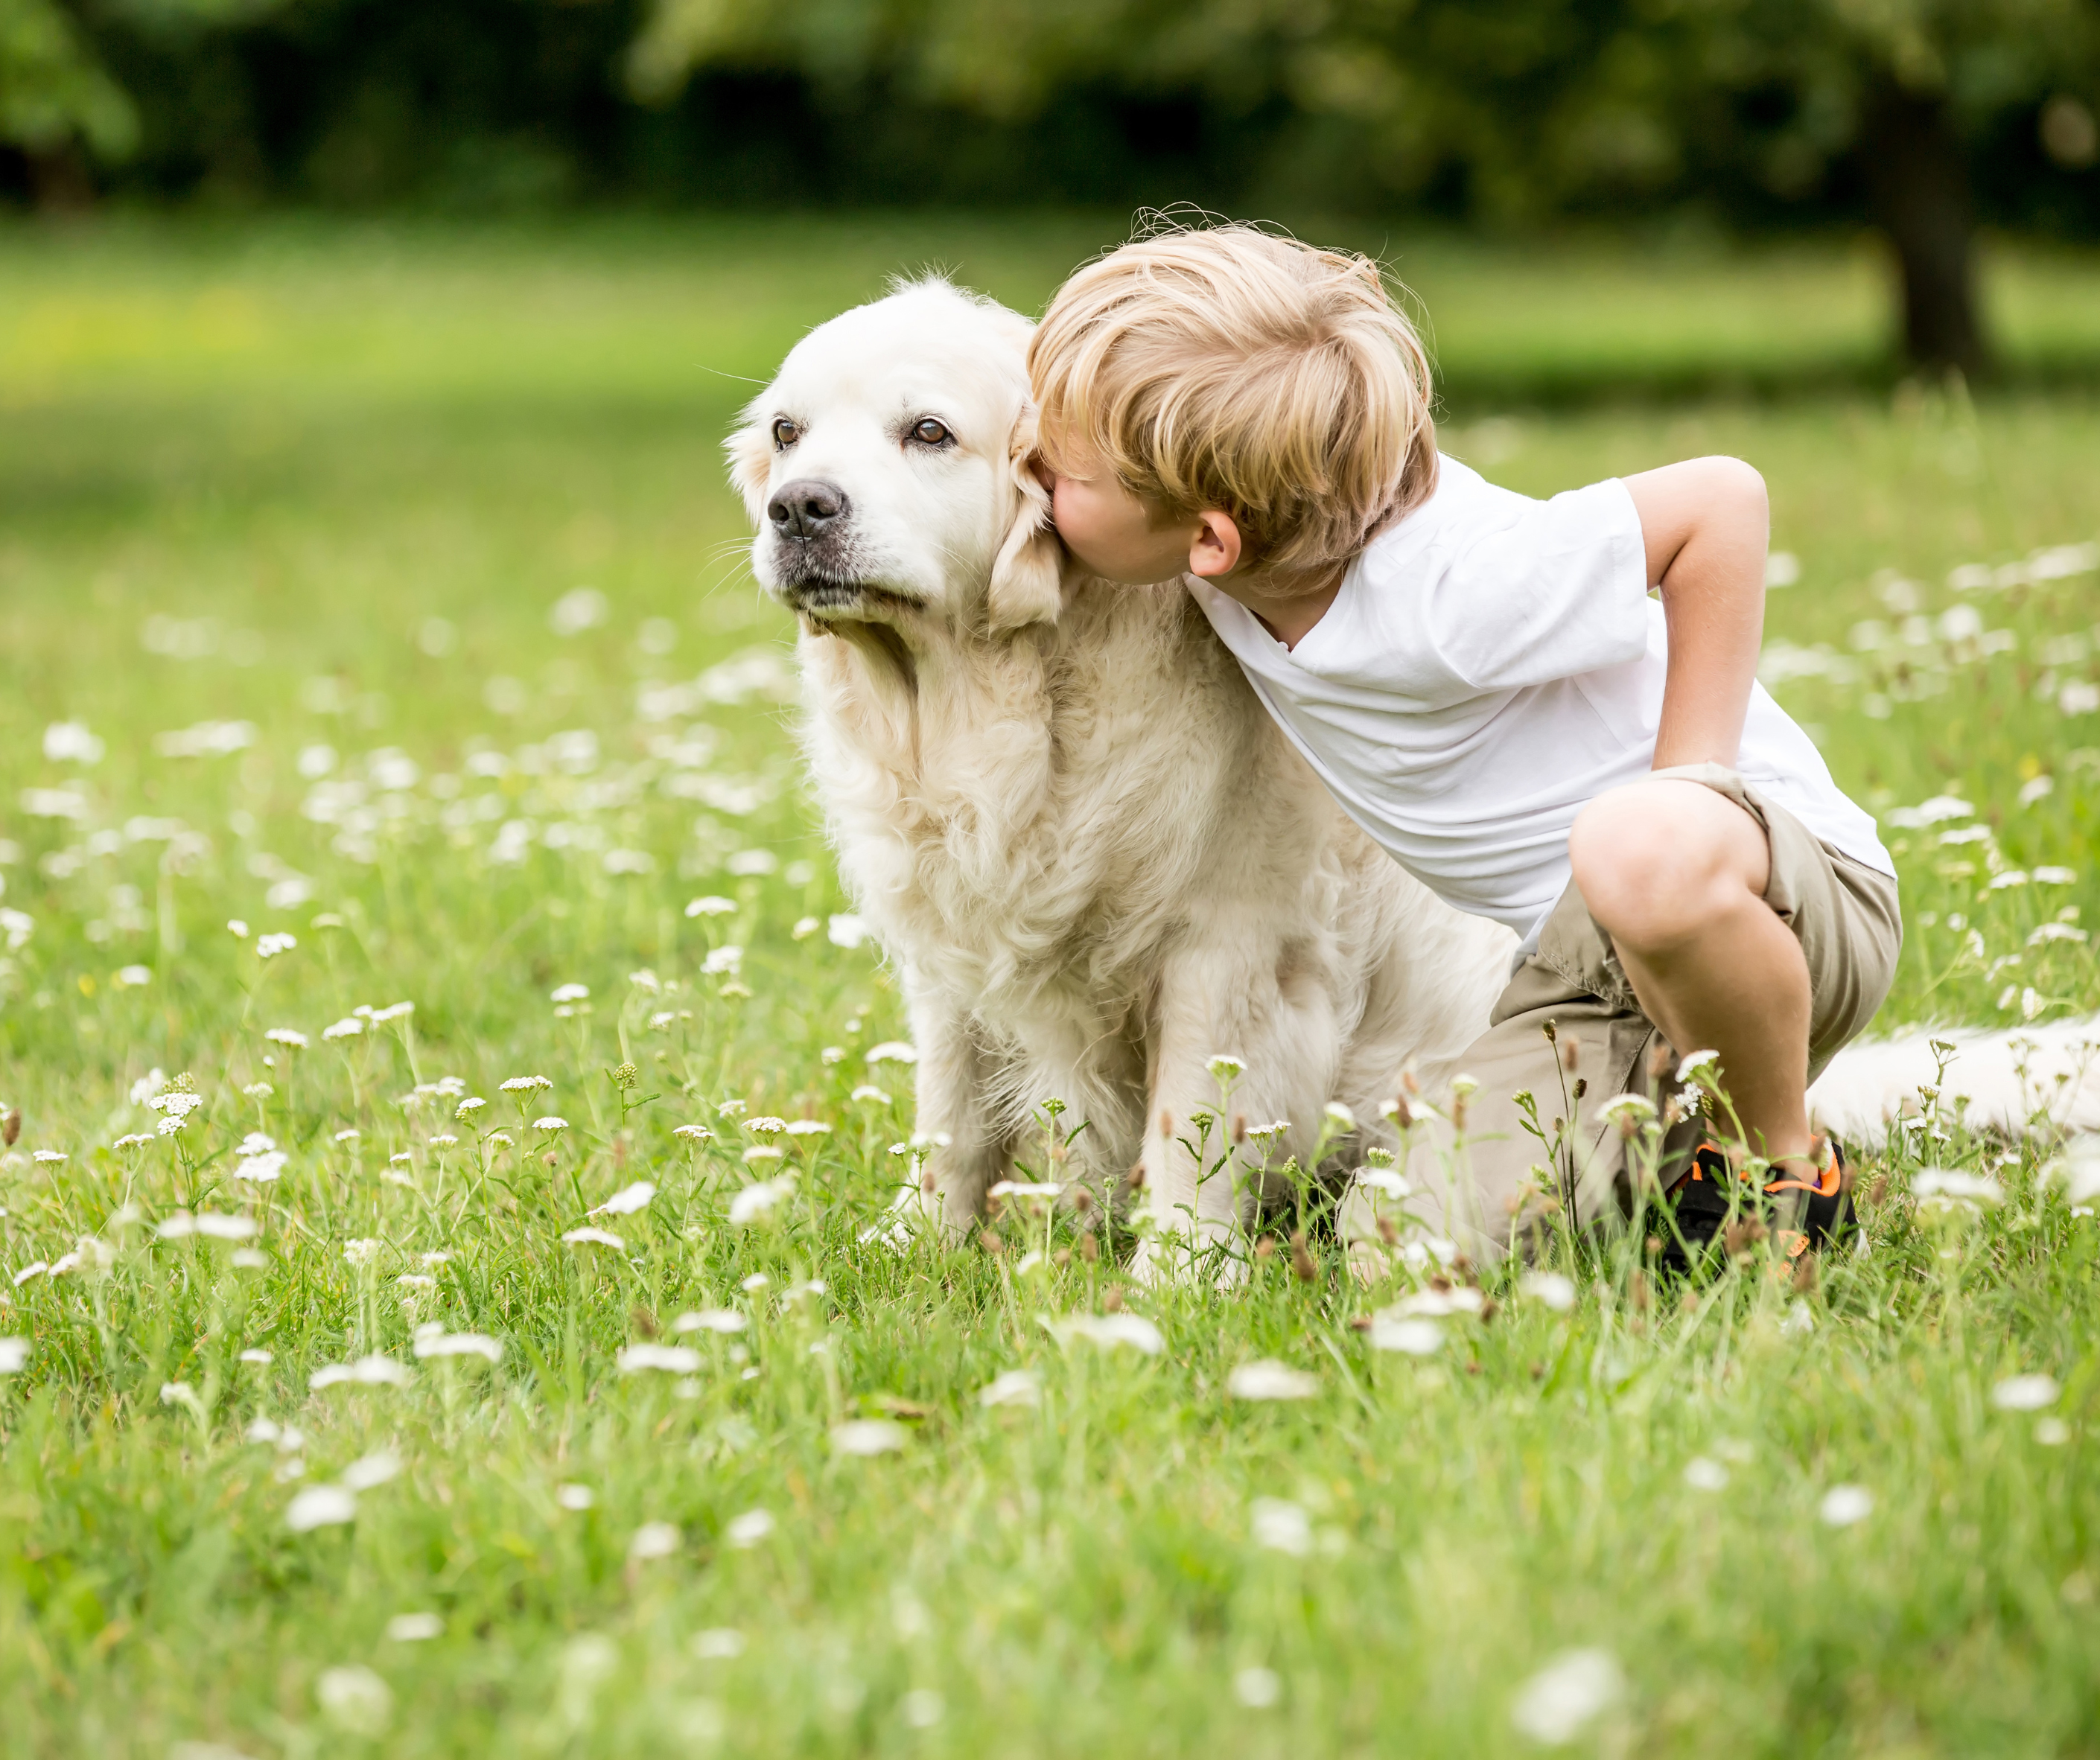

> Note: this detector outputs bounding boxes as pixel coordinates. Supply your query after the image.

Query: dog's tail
[1807,1016,2100,1142]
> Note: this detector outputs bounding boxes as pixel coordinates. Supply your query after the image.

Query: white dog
[730,278,2098,1260]
[729,279,1515,1252]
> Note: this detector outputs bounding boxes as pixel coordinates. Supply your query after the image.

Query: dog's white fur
[1807,1018,2100,1141]
[730,281,1514,1246]
[729,279,2090,1254]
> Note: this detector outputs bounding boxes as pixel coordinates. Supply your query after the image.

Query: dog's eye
[908,418,952,448]
[771,418,801,450]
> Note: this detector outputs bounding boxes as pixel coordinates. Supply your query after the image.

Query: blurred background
[4,0,2100,1055]
[5,0,2100,377]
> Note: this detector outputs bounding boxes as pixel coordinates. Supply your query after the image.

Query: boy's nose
[768,479,848,541]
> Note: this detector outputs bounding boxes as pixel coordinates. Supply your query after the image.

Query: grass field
[2,217,2099,1758]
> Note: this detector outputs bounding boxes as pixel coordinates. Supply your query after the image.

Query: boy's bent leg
[1342,985,1663,1275]
[1567,777,1814,1171]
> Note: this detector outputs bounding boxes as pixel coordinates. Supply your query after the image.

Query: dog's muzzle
[763,476,920,616]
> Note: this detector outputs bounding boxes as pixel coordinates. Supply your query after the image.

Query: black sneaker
[1765,1137,1856,1256]
[1655,1141,1738,1276]
[1655,1138,1855,1277]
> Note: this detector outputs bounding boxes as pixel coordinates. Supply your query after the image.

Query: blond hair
[1030,224,1437,591]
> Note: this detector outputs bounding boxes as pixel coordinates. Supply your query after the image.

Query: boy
[1028,226,1900,1260]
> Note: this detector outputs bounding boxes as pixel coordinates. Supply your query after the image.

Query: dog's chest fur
[799,585,1323,1024]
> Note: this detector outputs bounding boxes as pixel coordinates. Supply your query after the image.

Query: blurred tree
[627,0,2100,374]
[1,0,138,201]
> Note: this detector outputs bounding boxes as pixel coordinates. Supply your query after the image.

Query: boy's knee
[1569,785,1764,950]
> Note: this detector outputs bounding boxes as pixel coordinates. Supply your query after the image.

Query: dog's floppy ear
[987,410,1064,632]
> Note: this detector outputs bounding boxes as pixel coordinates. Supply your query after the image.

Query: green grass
[1,216,2099,1758]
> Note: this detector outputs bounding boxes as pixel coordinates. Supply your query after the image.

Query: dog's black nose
[767,479,848,541]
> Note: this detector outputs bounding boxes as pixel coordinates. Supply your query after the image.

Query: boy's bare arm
[1622,456,1770,771]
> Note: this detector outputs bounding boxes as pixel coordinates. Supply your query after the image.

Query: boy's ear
[987,409,1065,632]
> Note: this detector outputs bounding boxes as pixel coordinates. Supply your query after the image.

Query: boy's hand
[1623,456,1769,771]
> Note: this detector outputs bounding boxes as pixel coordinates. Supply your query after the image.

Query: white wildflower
[590,1180,656,1217]
[550,983,589,1003]
[1367,1316,1444,1356]
[1233,1667,1282,1709]
[831,1419,909,1456]
[672,1309,748,1334]
[235,1150,287,1184]
[674,1123,714,1143]
[322,1018,363,1040]
[340,1451,401,1490]
[159,1380,205,1417]
[1913,1168,2002,1211]
[500,1075,553,1094]
[0,1338,28,1374]
[1682,1458,1729,1492]
[865,1041,917,1065]
[255,933,296,959]
[684,896,736,917]
[629,1522,680,1561]
[1511,1649,1624,1746]
[1227,1359,1318,1401]
[156,1211,258,1241]
[386,1613,443,1642]
[987,1179,1060,1202]
[310,1356,412,1390]
[286,1485,359,1531]
[618,1343,703,1374]
[1520,1271,1577,1312]
[1250,1499,1313,1556]
[1991,1374,2060,1412]
[724,1509,775,1548]
[532,1116,568,1135]
[556,1484,595,1511]
[43,720,104,765]
[316,1664,392,1736]
[1390,1286,1483,1319]
[1819,1485,1873,1527]
[979,1369,1041,1408]
[412,1327,501,1363]
[1055,1313,1165,1355]
[561,1226,625,1250]
[728,1176,795,1225]
[850,1085,891,1105]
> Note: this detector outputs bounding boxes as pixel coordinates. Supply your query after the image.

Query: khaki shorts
[1359,763,1902,1261]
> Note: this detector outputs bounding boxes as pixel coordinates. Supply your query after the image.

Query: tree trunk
[28,143,98,214]
[1859,82,1989,377]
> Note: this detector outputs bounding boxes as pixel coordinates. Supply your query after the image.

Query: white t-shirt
[1188,456,1894,943]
